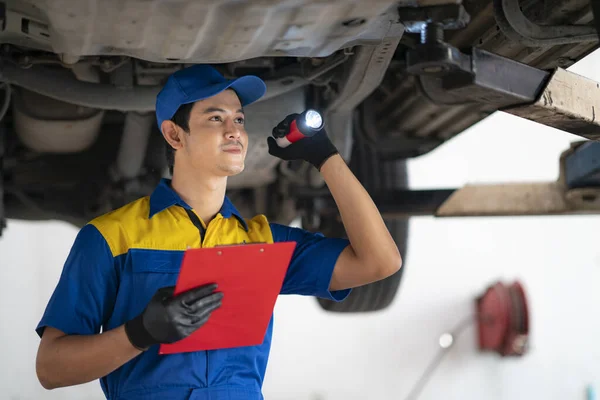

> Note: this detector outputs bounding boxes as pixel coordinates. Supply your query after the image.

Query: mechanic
[34,64,402,400]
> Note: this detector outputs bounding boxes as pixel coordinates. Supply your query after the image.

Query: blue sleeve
[270,223,352,302]
[35,224,118,338]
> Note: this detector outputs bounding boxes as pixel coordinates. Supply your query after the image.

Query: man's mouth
[222,143,243,154]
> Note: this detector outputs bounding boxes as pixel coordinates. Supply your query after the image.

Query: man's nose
[224,119,241,139]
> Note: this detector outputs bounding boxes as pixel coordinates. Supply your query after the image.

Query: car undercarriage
[0,0,599,312]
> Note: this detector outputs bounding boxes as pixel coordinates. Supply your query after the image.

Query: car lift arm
[301,64,600,218]
[305,4,600,219]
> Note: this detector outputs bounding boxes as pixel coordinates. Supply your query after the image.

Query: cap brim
[228,75,267,106]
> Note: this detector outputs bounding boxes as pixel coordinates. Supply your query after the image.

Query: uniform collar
[149,178,248,231]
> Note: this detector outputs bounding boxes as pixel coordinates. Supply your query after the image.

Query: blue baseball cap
[155,64,267,129]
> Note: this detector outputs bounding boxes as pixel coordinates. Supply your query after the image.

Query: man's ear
[161,120,184,151]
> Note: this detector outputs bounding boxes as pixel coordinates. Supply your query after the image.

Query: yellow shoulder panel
[89,197,201,256]
[88,197,149,257]
[245,214,274,244]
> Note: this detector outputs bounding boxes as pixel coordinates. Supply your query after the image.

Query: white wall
[2,51,600,400]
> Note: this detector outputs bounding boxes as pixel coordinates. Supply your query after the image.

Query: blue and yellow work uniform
[36,178,351,400]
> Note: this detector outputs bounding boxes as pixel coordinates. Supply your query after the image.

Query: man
[35,64,402,400]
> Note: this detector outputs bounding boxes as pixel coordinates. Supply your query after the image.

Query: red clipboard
[158,241,296,355]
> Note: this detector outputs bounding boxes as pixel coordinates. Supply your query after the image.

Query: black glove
[268,113,339,170]
[124,283,223,351]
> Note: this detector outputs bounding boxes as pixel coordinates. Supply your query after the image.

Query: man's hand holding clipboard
[159,241,296,354]
[127,241,296,354]
[125,284,223,351]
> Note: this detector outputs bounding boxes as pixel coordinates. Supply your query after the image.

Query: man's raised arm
[267,113,402,291]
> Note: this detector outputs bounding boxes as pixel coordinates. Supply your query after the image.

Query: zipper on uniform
[184,208,206,245]
[183,207,210,383]
[206,352,209,385]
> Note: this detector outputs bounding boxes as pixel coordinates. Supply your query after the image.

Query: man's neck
[170,170,228,225]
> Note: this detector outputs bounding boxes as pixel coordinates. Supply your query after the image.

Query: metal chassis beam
[311,183,600,219]
[434,182,600,218]
[303,142,600,219]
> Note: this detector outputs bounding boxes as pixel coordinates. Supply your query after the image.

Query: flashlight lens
[304,110,323,130]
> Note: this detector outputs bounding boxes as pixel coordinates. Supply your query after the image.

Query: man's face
[164,89,248,177]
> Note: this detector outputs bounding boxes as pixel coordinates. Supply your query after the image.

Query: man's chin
[217,163,245,176]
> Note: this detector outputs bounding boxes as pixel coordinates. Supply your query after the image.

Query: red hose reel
[401,280,531,398]
[476,280,530,357]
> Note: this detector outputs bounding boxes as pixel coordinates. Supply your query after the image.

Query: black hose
[493,0,598,47]
[592,0,600,40]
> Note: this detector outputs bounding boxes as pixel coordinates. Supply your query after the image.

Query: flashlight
[273,109,324,148]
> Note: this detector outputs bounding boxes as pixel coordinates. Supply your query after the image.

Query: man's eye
[210,116,222,122]
[235,117,245,124]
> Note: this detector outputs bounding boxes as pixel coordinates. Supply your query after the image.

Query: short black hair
[165,102,195,175]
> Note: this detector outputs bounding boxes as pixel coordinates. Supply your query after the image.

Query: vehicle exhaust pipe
[0,63,310,112]
[1,63,160,112]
